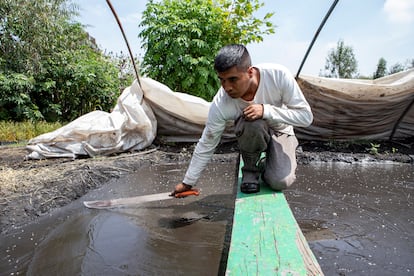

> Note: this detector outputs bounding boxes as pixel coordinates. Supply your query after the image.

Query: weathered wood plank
[225,158,323,275]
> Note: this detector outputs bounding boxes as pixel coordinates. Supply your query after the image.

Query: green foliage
[322,39,358,79]
[389,62,405,75]
[0,0,77,74]
[373,57,387,79]
[0,73,42,121]
[368,143,380,155]
[36,43,120,121]
[0,0,122,122]
[375,58,414,77]
[139,0,275,100]
[372,57,413,79]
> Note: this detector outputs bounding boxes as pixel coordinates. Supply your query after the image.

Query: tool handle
[174,189,200,198]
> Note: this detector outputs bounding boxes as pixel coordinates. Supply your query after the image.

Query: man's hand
[243,104,264,121]
[170,183,193,197]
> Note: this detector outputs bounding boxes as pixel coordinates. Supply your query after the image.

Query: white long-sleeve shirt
[183,63,313,185]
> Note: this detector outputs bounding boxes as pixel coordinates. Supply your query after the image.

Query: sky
[73,0,414,77]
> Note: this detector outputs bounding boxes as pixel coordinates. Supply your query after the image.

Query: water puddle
[0,159,238,275]
[286,162,414,275]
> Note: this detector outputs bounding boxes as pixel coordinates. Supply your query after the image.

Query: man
[172,44,313,195]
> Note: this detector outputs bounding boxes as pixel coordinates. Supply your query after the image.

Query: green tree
[0,0,77,74]
[322,39,358,78]
[373,57,387,79]
[389,62,405,75]
[388,59,414,75]
[0,0,122,122]
[139,0,275,100]
[34,25,120,121]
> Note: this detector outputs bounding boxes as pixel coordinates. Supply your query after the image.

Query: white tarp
[26,77,211,159]
[296,69,414,140]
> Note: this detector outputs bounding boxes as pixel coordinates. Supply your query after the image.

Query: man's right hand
[243,104,264,121]
[170,183,193,197]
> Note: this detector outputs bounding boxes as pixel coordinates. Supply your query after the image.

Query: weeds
[0,121,62,142]
[368,143,381,155]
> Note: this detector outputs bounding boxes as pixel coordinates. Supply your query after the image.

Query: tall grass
[0,121,63,142]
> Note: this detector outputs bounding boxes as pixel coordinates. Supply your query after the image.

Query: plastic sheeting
[296,69,414,141]
[26,79,158,159]
[26,70,414,159]
[26,77,208,159]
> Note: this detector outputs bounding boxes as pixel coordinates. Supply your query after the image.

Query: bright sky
[74,0,414,77]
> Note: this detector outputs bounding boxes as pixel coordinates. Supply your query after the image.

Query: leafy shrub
[0,1,124,122]
[139,0,274,101]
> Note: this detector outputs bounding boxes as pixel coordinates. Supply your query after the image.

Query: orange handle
[174,189,200,198]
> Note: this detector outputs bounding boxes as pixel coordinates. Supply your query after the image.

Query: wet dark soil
[1,138,413,235]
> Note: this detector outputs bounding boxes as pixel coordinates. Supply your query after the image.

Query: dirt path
[1,139,413,234]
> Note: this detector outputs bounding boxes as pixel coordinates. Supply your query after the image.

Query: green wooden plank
[225,157,323,276]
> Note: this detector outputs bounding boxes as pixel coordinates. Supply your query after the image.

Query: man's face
[217,66,254,99]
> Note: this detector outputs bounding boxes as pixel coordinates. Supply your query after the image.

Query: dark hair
[214,44,252,73]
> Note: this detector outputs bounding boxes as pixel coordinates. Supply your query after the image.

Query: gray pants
[235,117,298,191]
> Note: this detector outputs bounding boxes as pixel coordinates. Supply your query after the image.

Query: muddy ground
[1,138,413,235]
